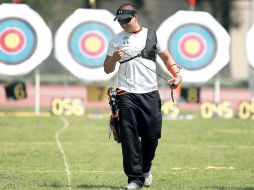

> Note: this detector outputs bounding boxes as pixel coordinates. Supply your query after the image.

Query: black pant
[117,90,162,187]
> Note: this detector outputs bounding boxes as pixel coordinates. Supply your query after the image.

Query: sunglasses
[118,17,132,25]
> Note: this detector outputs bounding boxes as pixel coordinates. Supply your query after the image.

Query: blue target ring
[0,18,37,65]
[69,22,113,68]
[169,24,217,70]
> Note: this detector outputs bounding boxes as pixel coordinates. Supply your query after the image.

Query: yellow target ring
[4,32,21,49]
[84,36,101,53]
[184,38,201,56]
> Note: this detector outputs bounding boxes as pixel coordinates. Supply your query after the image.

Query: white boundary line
[56,117,71,190]
[1,142,254,149]
[0,166,235,174]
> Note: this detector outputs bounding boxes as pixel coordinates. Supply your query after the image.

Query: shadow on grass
[38,182,66,188]
[39,183,121,189]
[38,180,122,189]
[77,184,122,189]
[205,186,254,190]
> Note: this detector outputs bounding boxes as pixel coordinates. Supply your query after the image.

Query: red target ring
[80,32,105,57]
[180,34,205,59]
[0,28,25,53]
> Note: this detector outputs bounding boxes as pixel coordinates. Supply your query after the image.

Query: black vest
[119,29,157,64]
[141,28,157,62]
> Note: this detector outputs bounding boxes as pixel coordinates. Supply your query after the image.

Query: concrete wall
[230,0,251,80]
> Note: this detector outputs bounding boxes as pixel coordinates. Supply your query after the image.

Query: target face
[55,9,122,82]
[157,11,230,83]
[169,24,216,70]
[0,4,52,76]
[69,22,113,68]
[0,18,37,64]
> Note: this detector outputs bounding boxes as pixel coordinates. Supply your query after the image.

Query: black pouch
[108,87,121,143]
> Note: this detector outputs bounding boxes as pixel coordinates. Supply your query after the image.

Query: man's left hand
[167,76,182,89]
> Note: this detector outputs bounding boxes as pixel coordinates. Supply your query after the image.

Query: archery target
[55,9,122,82]
[169,24,217,70]
[157,11,230,83]
[0,18,36,64]
[0,4,52,76]
[69,22,113,68]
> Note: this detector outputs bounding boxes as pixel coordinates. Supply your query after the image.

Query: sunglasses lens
[118,17,132,25]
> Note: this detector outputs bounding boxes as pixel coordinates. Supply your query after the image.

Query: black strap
[119,53,142,64]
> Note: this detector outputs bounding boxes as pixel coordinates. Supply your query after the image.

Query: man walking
[104,3,182,190]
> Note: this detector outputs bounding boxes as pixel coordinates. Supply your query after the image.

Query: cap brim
[114,13,132,21]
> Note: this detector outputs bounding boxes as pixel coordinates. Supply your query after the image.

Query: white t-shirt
[107,27,167,93]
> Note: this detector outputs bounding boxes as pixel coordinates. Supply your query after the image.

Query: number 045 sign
[200,101,254,120]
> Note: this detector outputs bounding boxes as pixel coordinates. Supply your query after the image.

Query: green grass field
[0,115,254,190]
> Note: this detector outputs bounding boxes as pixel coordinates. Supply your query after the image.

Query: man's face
[118,14,137,32]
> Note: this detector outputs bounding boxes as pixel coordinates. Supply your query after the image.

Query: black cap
[114,10,137,21]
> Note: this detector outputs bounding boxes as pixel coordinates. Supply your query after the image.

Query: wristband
[167,64,181,77]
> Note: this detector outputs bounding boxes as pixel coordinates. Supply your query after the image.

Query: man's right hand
[104,49,124,74]
[112,49,124,62]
